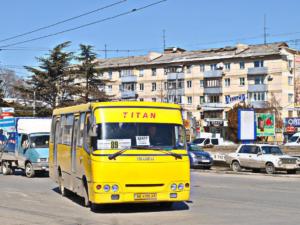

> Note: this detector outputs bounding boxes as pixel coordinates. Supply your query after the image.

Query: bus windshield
[94,123,185,150]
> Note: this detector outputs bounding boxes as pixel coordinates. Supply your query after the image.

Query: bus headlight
[103,185,110,192]
[178,183,184,191]
[170,183,177,191]
[112,185,119,192]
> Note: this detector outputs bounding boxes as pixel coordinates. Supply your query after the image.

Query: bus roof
[53,102,181,115]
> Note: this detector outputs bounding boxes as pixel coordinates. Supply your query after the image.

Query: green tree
[21,41,78,111]
[76,44,110,103]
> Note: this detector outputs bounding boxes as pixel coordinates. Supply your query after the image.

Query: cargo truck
[0,117,51,177]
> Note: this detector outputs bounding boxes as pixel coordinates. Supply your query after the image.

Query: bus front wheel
[2,161,13,175]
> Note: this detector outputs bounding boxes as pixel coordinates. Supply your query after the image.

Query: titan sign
[285,117,300,127]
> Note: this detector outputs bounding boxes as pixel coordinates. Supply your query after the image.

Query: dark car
[188,143,213,169]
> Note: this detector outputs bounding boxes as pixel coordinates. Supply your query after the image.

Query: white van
[285,132,300,146]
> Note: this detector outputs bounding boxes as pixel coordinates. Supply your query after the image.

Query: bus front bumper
[91,190,190,204]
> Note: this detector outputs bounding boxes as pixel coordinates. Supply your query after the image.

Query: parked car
[188,143,213,169]
[285,132,300,146]
[226,144,299,174]
[192,137,235,147]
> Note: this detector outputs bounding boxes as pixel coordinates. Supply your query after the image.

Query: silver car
[226,144,299,174]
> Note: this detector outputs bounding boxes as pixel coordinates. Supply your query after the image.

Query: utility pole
[264,14,267,44]
[33,91,36,117]
[104,44,107,59]
[163,29,166,50]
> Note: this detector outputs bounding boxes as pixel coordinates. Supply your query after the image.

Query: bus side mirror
[88,124,97,137]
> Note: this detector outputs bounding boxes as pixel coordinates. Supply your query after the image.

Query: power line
[0,0,167,49]
[0,0,127,44]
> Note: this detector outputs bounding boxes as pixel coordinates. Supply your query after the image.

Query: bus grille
[125,184,164,187]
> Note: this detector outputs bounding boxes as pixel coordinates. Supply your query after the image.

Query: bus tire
[2,161,12,175]
[25,162,35,178]
[58,174,68,196]
[82,180,90,207]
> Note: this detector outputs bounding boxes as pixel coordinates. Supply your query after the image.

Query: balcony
[121,90,137,99]
[166,72,185,80]
[121,75,137,83]
[204,87,222,94]
[248,84,268,92]
[203,70,224,78]
[167,88,185,96]
[248,101,269,108]
[201,102,225,109]
[247,67,268,75]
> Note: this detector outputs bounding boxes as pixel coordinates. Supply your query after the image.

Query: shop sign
[285,117,300,127]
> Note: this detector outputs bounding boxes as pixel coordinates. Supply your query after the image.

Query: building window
[288,76,293,86]
[288,93,294,103]
[210,64,217,71]
[225,78,230,87]
[152,82,156,91]
[207,95,220,103]
[178,80,183,88]
[200,64,205,72]
[120,69,133,77]
[140,98,144,102]
[187,80,192,88]
[240,77,245,86]
[152,98,157,102]
[164,82,168,90]
[205,79,221,87]
[152,68,156,76]
[139,83,144,91]
[139,69,144,77]
[254,76,264,85]
[187,96,192,104]
[240,61,245,69]
[108,70,113,79]
[225,63,231,71]
[186,65,192,73]
[200,80,204,87]
[288,60,293,69]
[107,85,112,92]
[119,84,122,91]
[249,92,266,101]
[200,96,205,104]
[254,60,264,67]
[289,110,293,117]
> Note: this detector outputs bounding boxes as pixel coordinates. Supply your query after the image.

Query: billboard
[256,113,275,136]
[238,109,256,141]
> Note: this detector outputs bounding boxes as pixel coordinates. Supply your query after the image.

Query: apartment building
[96,42,300,136]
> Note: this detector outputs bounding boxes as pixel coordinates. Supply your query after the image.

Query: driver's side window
[21,134,29,152]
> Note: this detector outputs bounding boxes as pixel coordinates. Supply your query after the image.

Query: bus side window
[77,112,85,148]
[84,113,93,153]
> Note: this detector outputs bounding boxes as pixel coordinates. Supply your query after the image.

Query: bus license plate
[134,193,157,200]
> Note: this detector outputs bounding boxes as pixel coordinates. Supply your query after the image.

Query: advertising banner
[256,113,275,136]
[238,109,256,141]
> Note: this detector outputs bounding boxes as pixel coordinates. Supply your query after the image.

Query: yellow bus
[49,102,190,209]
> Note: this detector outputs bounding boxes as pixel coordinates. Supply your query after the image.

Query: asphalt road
[0,170,300,225]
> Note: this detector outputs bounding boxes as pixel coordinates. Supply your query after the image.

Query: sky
[1,0,300,77]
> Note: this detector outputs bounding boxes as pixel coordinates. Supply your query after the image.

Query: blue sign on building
[225,94,246,104]
[285,117,300,127]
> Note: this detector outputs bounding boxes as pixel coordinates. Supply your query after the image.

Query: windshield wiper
[109,146,183,160]
[108,148,128,160]
[132,145,182,159]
